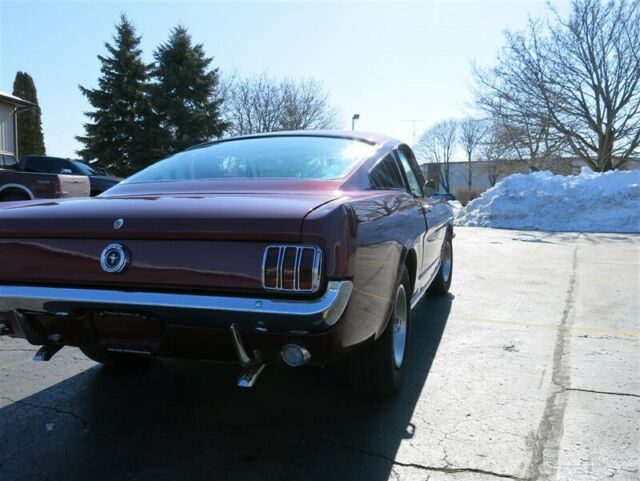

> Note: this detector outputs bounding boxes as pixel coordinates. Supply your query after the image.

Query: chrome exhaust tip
[280,344,311,367]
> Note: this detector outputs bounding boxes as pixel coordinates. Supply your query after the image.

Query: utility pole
[402,119,427,144]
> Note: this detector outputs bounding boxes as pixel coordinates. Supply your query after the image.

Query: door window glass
[397,150,423,197]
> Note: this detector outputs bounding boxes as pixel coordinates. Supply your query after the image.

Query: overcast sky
[0,0,570,159]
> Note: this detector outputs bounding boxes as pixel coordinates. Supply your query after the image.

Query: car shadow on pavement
[0,294,453,481]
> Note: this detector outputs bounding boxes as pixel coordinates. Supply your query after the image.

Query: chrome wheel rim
[392,284,408,369]
[441,240,452,283]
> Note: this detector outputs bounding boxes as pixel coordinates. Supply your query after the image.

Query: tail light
[262,245,322,293]
[53,178,63,198]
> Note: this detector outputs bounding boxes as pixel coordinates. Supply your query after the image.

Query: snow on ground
[455,168,640,233]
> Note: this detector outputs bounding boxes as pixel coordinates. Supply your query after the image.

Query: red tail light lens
[54,178,63,197]
[262,245,322,293]
[263,247,280,289]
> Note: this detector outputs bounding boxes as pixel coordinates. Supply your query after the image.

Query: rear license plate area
[91,310,164,353]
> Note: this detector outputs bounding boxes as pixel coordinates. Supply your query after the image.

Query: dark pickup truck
[0,154,90,202]
[19,156,121,197]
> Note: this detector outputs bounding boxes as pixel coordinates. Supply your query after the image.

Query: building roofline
[0,91,33,110]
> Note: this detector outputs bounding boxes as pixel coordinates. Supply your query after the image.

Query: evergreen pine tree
[76,14,160,176]
[150,25,227,154]
[12,72,45,157]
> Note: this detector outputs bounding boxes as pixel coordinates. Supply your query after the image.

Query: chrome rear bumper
[0,280,353,332]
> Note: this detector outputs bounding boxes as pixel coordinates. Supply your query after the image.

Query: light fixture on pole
[351,114,360,131]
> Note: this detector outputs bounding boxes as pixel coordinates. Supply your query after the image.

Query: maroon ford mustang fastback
[0,131,453,394]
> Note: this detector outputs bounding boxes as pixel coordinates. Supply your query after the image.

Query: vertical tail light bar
[262,246,322,293]
[53,177,63,198]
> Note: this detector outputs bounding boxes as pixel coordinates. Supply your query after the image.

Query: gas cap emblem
[113,218,124,230]
[100,243,129,274]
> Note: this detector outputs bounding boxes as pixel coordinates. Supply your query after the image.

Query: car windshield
[123,136,375,184]
[68,159,98,176]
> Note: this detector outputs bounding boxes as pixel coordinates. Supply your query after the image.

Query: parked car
[432,192,456,201]
[0,153,90,202]
[20,155,121,196]
[0,131,454,394]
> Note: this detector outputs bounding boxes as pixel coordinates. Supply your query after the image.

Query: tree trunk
[599,129,614,172]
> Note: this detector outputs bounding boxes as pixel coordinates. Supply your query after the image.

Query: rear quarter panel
[302,190,423,349]
[0,171,89,199]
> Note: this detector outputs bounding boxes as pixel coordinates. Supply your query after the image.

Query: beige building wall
[0,102,16,156]
[421,157,640,200]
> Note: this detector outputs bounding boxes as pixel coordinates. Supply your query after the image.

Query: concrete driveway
[1,227,638,481]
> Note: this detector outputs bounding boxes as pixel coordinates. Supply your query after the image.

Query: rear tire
[80,346,152,367]
[0,189,30,202]
[348,266,411,395]
[427,232,453,297]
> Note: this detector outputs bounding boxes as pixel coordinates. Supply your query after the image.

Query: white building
[0,91,32,166]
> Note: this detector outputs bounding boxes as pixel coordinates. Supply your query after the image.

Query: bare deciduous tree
[475,0,640,171]
[223,73,341,136]
[481,122,512,186]
[459,117,487,196]
[414,119,458,193]
[280,79,341,131]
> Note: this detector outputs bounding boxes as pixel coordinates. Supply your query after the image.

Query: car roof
[186,130,402,151]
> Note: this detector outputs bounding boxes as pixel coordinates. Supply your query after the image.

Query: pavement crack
[0,395,89,429]
[564,388,640,398]
[527,246,578,481]
[336,443,527,480]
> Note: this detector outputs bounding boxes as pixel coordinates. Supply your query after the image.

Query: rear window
[22,156,65,173]
[69,159,97,175]
[123,136,376,184]
[369,155,405,189]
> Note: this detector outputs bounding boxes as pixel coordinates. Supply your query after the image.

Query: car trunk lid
[0,190,342,293]
[0,191,340,241]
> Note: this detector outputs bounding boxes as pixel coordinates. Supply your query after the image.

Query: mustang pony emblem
[100,243,129,274]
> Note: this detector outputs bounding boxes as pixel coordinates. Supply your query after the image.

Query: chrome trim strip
[0,280,353,328]
[294,246,303,290]
[260,247,270,288]
[410,258,441,309]
[311,247,322,292]
[276,246,285,289]
[426,218,450,241]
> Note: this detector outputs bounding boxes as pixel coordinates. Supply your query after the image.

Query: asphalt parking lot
[1,227,638,481]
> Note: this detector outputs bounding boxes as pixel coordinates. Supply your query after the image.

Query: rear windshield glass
[69,159,97,175]
[123,136,375,183]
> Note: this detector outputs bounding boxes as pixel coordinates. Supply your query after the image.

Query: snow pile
[448,200,464,217]
[455,168,640,233]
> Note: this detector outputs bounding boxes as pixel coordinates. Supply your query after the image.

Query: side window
[369,154,405,190]
[56,159,74,174]
[2,155,17,169]
[397,149,423,197]
[23,157,52,172]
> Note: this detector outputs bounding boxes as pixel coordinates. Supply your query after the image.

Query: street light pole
[351,113,360,131]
